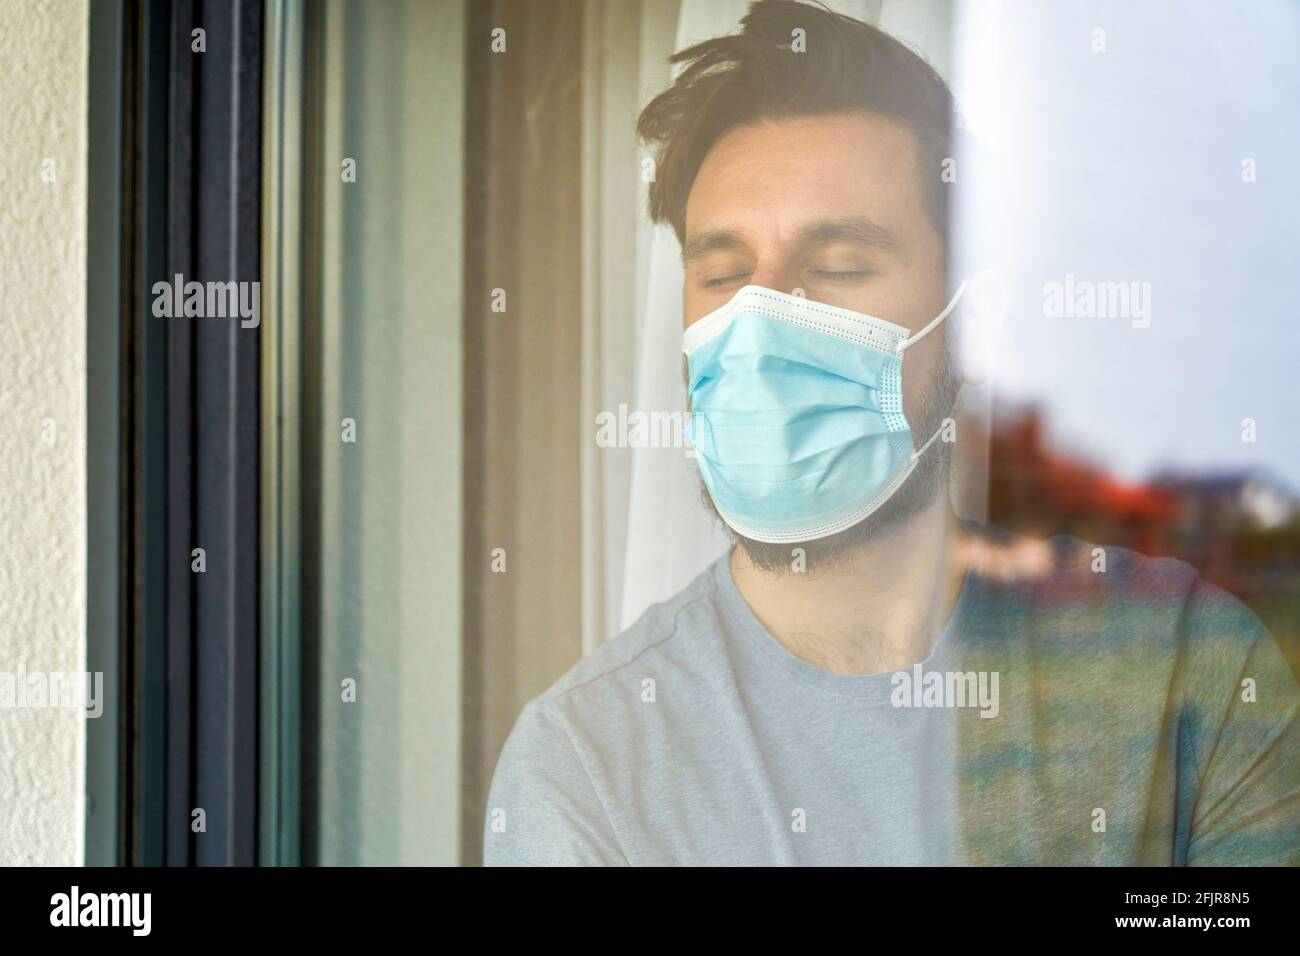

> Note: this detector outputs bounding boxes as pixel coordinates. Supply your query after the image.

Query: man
[483,0,1299,865]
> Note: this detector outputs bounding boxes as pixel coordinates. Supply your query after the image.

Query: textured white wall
[0,0,89,866]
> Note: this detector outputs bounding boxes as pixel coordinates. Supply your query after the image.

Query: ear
[953,268,1007,387]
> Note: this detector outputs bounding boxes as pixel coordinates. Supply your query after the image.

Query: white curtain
[582,0,964,645]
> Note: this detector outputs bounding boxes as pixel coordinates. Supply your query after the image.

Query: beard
[687,347,961,574]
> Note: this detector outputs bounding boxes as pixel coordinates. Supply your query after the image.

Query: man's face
[681,112,957,570]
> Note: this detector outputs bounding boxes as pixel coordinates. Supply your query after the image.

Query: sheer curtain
[582,0,962,646]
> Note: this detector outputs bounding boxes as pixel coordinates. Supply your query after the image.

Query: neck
[729,500,970,676]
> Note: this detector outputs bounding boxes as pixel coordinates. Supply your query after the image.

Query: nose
[748,265,801,295]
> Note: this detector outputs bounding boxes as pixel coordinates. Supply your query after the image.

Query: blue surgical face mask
[684,281,967,544]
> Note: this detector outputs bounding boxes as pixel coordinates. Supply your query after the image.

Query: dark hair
[636,0,954,248]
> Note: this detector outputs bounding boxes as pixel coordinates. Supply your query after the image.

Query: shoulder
[489,556,728,775]
[969,521,1275,674]
[969,520,1201,606]
[526,557,730,721]
[1042,526,1260,636]
[483,558,730,865]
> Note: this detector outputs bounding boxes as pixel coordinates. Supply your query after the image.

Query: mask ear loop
[910,421,947,463]
[895,278,970,355]
[897,278,969,462]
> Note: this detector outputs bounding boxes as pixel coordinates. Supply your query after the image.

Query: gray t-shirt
[483,523,1300,865]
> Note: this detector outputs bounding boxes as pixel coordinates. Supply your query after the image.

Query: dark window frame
[86,0,267,867]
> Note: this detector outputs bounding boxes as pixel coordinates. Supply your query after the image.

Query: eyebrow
[680,215,902,264]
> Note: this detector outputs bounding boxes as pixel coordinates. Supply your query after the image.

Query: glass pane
[299,0,465,866]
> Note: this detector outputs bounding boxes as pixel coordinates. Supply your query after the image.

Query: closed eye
[809,270,870,282]
[702,273,751,289]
